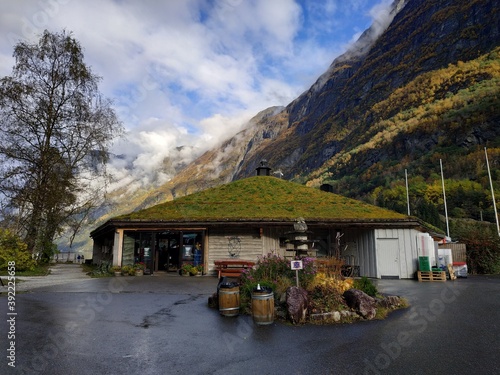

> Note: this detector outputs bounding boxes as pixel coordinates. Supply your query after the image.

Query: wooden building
[90,176,436,279]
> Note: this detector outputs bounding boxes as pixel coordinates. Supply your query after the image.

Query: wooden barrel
[218,285,240,317]
[251,290,274,325]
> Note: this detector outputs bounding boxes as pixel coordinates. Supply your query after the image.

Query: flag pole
[484,147,500,237]
[440,159,450,239]
[405,169,411,215]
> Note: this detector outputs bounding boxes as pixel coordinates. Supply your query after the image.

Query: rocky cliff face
[228,0,500,182]
[113,0,500,215]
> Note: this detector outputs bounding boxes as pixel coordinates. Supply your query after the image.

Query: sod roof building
[90,176,436,279]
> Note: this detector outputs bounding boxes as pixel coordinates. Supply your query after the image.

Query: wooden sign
[291,260,303,287]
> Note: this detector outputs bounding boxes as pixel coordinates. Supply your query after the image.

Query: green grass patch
[353,276,378,297]
[82,263,113,278]
[374,297,409,320]
[0,263,50,277]
[113,176,409,223]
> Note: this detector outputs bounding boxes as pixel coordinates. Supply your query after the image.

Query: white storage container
[437,248,453,270]
[417,233,436,268]
[452,262,468,278]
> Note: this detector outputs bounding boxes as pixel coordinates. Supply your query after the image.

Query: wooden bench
[214,259,255,279]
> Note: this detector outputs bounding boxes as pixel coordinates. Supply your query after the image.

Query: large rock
[286,286,308,324]
[376,295,403,309]
[343,289,377,320]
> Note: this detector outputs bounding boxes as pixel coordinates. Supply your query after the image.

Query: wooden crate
[417,271,447,282]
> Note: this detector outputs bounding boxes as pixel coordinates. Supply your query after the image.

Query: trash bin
[218,282,240,317]
[419,256,431,271]
[251,285,274,325]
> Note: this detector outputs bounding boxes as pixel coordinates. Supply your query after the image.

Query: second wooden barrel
[251,288,274,325]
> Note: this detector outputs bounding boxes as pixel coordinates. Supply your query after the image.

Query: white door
[377,238,400,278]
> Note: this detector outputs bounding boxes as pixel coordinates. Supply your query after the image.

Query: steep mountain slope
[234,0,500,181]
[159,0,499,193]
[76,0,500,253]
[140,0,409,197]
[135,106,288,208]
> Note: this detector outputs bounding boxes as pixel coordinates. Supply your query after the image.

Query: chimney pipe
[256,160,271,176]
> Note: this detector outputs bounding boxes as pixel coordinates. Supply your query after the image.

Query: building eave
[90,217,425,238]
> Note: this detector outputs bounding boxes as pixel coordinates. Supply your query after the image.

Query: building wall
[333,228,376,277]
[207,226,264,273]
[206,225,328,273]
[92,241,102,264]
[91,224,423,279]
[336,227,420,279]
[263,226,289,256]
[92,233,114,265]
[264,226,329,259]
[375,228,420,279]
[404,228,420,277]
[354,229,377,278]
[204,225,419,279]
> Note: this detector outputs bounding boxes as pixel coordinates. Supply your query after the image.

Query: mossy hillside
[115,176,409,222]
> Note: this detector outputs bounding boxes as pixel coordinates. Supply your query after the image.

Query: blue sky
[0,0,394,191]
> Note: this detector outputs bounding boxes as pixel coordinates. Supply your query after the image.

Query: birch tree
[0,30,123,260]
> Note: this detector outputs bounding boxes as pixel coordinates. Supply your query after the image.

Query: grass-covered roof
[114,176,410,223]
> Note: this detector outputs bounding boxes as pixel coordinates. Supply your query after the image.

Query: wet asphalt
[1,264,499,375]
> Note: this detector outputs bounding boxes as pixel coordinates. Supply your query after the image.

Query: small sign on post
[291,260,303,287]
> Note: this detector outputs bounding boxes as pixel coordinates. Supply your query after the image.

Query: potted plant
[194,264,203,276]
[121,265,131,276]
[110,265,122,277]
[134,262,145,276]
[181,263,192,276]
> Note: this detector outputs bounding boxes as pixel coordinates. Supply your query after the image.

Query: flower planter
[135,270,143,276]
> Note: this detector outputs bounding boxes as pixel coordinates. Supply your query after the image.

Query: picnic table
[214,259,255,278]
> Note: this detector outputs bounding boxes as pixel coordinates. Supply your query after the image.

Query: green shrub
[239,253,317,311]
[0,228,37,272]
[241,253,316,291]
[353,276,378,297]
[451,220,500,274]
[83,262,114,277]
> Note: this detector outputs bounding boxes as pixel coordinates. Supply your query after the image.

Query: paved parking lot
[1,264,499,374]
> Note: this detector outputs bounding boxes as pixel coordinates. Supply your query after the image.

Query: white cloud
[196,112,253,147]
[0,0,387,193]
[368,0,397,37]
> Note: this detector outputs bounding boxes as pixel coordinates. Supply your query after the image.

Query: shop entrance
[122,230,204,274]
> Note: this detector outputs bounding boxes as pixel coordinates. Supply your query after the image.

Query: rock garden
[210,252,408,324]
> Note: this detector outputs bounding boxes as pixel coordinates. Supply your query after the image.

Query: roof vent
[256,160,271,176]
[320,184,334,193]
